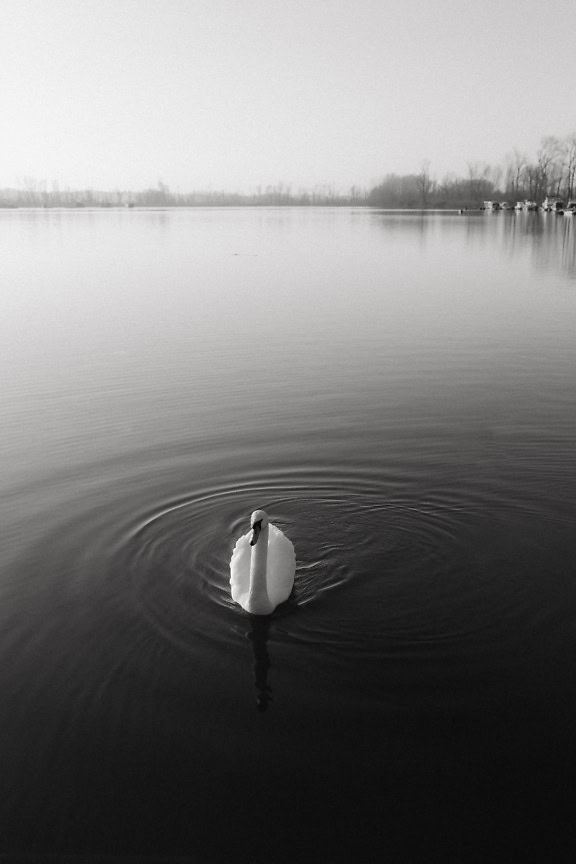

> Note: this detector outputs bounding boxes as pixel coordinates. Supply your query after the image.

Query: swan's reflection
[246,614,272,712]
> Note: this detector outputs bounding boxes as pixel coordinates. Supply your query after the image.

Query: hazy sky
[1,0,575,192]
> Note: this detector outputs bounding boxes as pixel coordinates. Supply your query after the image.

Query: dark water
[1,207,576,862]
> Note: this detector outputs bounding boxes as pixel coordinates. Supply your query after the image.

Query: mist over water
[1,207,576,861]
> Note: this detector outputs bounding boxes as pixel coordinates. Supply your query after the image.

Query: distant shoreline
[0,203,476,212]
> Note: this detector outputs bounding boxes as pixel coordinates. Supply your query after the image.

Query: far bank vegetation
[369,135,576,208]
[2,134,575,210]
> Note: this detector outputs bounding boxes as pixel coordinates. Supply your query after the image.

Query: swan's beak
[250,521,261,546]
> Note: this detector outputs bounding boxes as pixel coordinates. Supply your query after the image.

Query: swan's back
[230,523,295,609]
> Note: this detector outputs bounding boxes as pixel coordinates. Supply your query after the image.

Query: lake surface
[1,207,576,862]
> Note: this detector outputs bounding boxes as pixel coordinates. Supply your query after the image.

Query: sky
[1,0,575,193]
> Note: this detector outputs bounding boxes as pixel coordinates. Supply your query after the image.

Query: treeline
[2,133,575,209]
[370,134,576,208]
[0,179,368,209]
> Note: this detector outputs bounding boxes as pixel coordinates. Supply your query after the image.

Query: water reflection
[246,615,272,712]
[370,209,576,280]
[496,211,575,279]
[484,211,574,279]
[372,210,432,245]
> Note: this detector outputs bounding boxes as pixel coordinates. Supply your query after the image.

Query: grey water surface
[1,207,576,862]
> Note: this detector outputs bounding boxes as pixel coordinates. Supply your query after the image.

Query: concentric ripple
[104,465,473,654]
[5,434,575,678]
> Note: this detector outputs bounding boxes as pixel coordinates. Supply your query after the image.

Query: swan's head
[250,510,269,546]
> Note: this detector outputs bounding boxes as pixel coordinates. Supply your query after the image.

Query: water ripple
[4,440,574,676]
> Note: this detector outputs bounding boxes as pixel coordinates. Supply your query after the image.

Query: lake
[1,207,576,862]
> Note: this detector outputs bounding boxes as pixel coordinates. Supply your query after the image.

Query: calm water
[1,207,576,862]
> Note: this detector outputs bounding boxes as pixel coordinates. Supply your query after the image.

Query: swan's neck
[248,524,272,615]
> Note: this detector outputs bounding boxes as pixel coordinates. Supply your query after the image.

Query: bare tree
[17,175,44,205]
[415,159,433,206]
[438,173,455,197]
[561,133,576,199]
[467,162,494,202]
[490,164,503,195]
[534,136,563,200]
[503,149,528,201]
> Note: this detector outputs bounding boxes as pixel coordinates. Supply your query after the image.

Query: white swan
[230,510,295,614]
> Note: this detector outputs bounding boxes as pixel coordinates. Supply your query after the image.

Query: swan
[230,510,295,614]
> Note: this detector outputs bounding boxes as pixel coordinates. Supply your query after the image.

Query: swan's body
[230,510,295,614]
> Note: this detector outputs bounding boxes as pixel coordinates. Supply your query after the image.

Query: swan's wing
[229,531,251,605]
[266,525,296,606]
